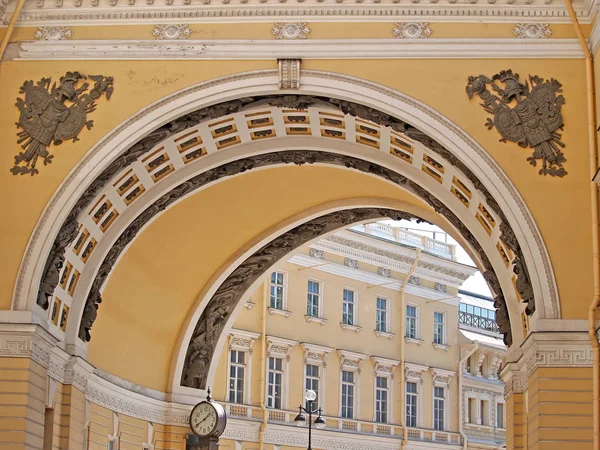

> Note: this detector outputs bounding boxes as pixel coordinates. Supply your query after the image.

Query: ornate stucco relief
[513,23,552,39]
[151,24,192,40]
[466,70,566,177]
[11,72,114,176]
[34,26,73,40]
[392,22,432,39]
[272,23,310,40]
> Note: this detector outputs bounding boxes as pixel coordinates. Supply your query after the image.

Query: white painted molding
[5,38,586,61]
[1,0,595,26]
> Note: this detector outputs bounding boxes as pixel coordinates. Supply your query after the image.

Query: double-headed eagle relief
[12,72,114,176]
[466,70,566,177]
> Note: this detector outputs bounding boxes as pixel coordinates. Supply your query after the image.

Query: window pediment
[301,342,332,367]
[405,362,429,384]
[371,356,400,378]
[430,367,456,388]
[338,350,366,373]
[266,335,298,360]
[228,329,261,353]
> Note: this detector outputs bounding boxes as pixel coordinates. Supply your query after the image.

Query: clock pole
[188,388,227,450]
[186,434,219,450]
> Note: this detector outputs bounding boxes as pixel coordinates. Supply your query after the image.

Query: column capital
[502,330,593,397]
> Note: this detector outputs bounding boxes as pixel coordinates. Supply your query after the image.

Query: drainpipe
[563,4,600,450]
[400,248,421,450]
[259,282,268,450]
[458,342,479,450]
[0,0,26,63]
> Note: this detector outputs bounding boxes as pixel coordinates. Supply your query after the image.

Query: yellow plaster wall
[0,357,46,449]
[0,56,592,322]
[525,366,593,450]
[87,164,433,390]
[212,255,462,431]
[0,59,273,311]
[4,22,591,42]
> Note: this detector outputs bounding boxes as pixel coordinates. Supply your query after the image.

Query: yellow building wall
[526,367,593,450]
[87,164,434,391]
[0,54,593,324]
[2,22,592,42]
[0,357,47,449]
[214,250,463,433]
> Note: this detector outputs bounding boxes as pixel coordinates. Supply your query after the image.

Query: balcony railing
[223,402,462,445]
[459,311,499,333]
[350,223,456,260]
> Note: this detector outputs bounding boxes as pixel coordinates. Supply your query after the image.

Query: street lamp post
[294,390,326,450]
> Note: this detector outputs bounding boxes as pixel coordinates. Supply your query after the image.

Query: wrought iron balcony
[459,310,499,333]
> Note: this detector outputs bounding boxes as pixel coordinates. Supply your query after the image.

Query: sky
[380,219,493,297]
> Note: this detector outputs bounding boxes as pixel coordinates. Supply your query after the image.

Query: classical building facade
[0,2,599,449]
[210,222,507,450]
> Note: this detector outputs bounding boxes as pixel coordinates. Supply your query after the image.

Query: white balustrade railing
[353,223,456,260]
[222,402,463,444]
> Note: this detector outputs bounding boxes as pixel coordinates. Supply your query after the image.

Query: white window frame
[374,375,389,424]
[266,356,284,410]
[432,386,446,431]
[433,310,446,345]
[338,350,366,420]
[301,343,332,414]
[306,279,325,324]
[405,303,420,340]
[226,329,260,406]
[304,363,322,412]
[342,287,357,326]
[265,336,297,411]
[371,356,398,424]
[496,400,506,429]
[430,367,454,431]
[375,296,390,333]
[405,380,419,428]
[340,370,356,419]
[228,349,247,404]
[404,363,427,428]
[269,271,286,310]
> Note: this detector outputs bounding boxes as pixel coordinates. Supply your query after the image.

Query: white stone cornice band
[1,0,596,25]
[5,38,586,61]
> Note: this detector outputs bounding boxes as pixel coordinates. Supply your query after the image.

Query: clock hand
[195,414,210,427]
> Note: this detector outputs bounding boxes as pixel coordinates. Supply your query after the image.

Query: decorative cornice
[502,331,593,398]
[301,342,332,367]
[371,356,399,378]
[5,38,585,61]
[430,367,455,388]
[229,329,261,353]
[338,349,366,372]
[405,362,428,384]
[266,335,298,359]
[2,0,595,26]
[0,324,57,369]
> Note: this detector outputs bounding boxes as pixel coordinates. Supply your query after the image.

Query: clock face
[190,402,219,437]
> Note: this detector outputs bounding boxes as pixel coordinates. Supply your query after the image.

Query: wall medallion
[11,72,114,176]
[466,70,566,177]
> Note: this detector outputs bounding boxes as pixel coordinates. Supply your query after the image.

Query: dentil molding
[1,0,596,26]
